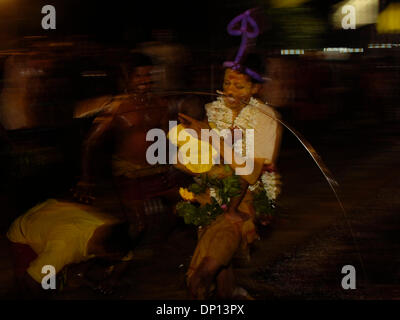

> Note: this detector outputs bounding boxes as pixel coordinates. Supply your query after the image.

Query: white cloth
[205,97,282,164]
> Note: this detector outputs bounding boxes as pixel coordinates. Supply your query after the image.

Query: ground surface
[0,121,399,300]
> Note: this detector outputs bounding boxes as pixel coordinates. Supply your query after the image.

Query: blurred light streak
[368,43,400,48]
[280,49,304,55]
[81,72,108,77]
[323,47,364,53]
[270,0,310,8]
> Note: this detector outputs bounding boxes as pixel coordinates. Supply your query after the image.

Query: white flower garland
[207,97,281,200]
[247,172,282,201]
[206,97,262,131]
[209,187,222,206]
[260,171,282,201]
[206,97,262,157]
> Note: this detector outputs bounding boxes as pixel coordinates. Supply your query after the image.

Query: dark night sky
[0,0,387,49]
[43,0,332,42]
[6,0,255,46]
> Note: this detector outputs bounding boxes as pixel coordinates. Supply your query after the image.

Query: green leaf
[175,200,223,228]
[188,183,206,195]
[253,189,275,216]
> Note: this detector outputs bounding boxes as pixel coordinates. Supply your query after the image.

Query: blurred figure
[74,53,174,241]
[138,29,190,91]
[0,54,38,130]
[178,54,283,299]
[0,45,74,130]
[7,199,134,298]
[261,57,295,108]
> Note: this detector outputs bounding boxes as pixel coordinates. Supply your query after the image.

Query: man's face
[222,68,259,109]
[129,65,153,93]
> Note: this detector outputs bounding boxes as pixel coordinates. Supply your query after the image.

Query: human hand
[71,181,96,204]
[178,113,210,139]
[187,267,214,300]
[94,278,117,295]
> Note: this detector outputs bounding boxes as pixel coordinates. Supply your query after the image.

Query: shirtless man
[75,53,171,235]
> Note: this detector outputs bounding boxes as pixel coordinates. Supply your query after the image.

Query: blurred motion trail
[21,122,397,300]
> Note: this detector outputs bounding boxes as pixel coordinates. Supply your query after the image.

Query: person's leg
[65,260,99,290]
[120,173,180,243]
[187,215,242,299]
[216,264,254,300]
[215,264,235,299]
[8,241,37,293]
[7,241,52,299]
[187,256,220,300]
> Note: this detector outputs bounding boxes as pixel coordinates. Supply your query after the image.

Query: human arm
[177,113,266,185]
[94,260,130,295]
[73,111,116,203]
[173,161,199,176]
[94,250,134,295]
[81,113,115,182]
[18,271,48,298]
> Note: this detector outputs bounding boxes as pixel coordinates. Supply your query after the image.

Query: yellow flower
[179,188,195,201]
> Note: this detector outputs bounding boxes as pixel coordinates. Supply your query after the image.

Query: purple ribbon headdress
[223,9,264,83]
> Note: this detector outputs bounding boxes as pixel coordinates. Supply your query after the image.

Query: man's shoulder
[74,95,115,119]
[6,216,24,243]
[117,94,168,113]
[6,199,58,243]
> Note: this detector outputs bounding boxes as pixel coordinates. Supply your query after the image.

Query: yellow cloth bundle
[168,124,218,174]
[7,199,118,283]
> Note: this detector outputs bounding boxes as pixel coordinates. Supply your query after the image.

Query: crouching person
[6,199,134,298]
